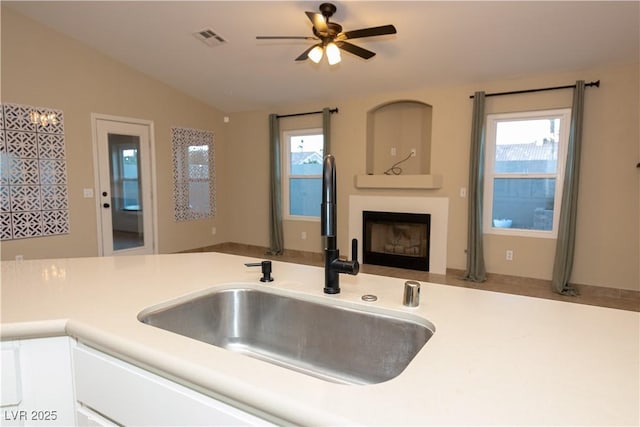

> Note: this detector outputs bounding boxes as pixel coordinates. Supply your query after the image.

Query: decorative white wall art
[0,103,69,240]
[171,127,215,222]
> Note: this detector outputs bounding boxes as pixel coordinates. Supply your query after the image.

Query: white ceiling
[7,1,639,112]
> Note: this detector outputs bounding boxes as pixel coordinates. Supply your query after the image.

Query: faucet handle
[351,238,358,263]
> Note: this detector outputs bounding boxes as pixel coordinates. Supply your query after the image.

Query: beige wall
[3,8,638,292]
[369,101,432,175]
[1,8,228,259]
[225,64,639,292]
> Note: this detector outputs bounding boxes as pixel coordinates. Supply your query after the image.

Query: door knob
[103,203,110,208]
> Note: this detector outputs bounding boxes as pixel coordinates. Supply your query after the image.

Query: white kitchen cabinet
[0,337,76,426]
[73,344,274,426]
[2,337,275,426]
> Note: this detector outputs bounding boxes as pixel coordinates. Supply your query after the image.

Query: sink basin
[138,287,435,385]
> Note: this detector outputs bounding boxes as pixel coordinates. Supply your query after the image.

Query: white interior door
[94,117,155,256]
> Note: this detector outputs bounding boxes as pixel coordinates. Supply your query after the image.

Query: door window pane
[108,134,144,250]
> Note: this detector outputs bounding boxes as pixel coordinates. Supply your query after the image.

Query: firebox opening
[363,211,431,271]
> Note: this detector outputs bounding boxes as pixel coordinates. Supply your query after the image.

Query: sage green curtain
[551,81,585,295]
[463,91,487,282]
[267,114,283,255]
[322,107,331,155]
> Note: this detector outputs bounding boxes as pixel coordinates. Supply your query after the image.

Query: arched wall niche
[366,100,433,175]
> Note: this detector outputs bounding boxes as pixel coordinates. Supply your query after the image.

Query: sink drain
[361,294,378,302]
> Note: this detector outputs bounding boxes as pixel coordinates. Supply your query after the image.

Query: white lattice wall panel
[0,103,69,240]
[171,127,216,222]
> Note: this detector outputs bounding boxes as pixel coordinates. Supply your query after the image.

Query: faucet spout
[321,154,337,242]
[322,155,359,294]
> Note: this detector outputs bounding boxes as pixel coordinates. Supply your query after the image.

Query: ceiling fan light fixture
[326,42,341,65]
[308,45,324,63]
[257,2,396,64]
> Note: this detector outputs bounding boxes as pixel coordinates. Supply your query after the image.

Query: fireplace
[363,211,431,271]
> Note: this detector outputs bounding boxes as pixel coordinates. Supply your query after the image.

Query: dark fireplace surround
[362,211,431,271]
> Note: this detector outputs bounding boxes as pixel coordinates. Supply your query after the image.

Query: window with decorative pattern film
[0,103,69,240]
[171,127,215,221]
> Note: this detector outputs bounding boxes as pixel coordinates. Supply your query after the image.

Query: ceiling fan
[256,2,397,65]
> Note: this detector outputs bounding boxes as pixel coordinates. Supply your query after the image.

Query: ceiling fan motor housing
[313,22,343,40]
[319,3,337,19]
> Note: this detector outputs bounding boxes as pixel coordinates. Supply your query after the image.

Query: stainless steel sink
[138,287,435,385]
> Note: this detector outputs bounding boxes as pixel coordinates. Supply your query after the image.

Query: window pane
[495,119,560,173]
[289,178,321,217]
[188,145,209,178]
[187,144,210,215]
[189,181,210,214]
[289,135,323,176]
[188,164,209,179]
[492,178,556,230]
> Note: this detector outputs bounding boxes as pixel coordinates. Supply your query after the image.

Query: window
[282,129,324,219]
[171,127,215,221]
[185,145,211,214]
[483,109,570,238]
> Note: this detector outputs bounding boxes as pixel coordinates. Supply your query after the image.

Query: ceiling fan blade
[335,41,376,60]
[339,25,397,40]
[295,44,319,61]
[256,36,317,40]
[305,11,328,34]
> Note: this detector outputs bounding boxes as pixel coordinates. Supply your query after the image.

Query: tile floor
[195,243,639,312]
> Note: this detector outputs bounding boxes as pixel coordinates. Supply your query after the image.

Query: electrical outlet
[301,231,307,240]
[506,250,513,261]
[410,148,417,157]
[211,227,217,235]
[390,147,397,156]
[460,187,467,198]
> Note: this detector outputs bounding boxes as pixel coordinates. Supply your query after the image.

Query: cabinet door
[0,337,76,426]
[73,345,274,426]
[1,343,21,407]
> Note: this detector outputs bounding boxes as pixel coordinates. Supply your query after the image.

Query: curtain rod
[276,107,338,119]
[469,80,600,99]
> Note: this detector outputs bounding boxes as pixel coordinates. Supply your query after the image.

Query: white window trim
[483,108,571,239]
[282,128,323,221]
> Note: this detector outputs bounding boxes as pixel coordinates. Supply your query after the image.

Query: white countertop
[1,253,638,425]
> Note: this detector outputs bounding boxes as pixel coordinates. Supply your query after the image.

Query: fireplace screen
[363,211,430,271]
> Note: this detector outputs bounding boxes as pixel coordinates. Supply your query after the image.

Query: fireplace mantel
[355,174,443,190]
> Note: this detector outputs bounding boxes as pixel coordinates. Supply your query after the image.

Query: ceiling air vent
[193,28,227,47]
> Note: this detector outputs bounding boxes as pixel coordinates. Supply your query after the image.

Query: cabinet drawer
[73,345,272,426]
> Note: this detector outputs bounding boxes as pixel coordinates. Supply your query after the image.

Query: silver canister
[403,280,421,307]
